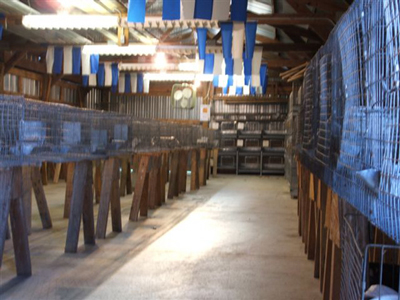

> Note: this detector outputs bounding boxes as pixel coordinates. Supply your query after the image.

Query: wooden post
[120,158,128,197]
[31,167,52,229]
[130,155,150,221]
[322,232,332,300]
[64,162,75,218]
[167,151,179,199]
[199,148,207,186]
[212,148,219,177]
[191,149,200,191]
[22,166,32,235]
[96,158,121,239]
[206,149,211,180]
[53,163,62,183]
[82,165,95,245]
[41,162,48,186]
[126,160,132,195]
[9,167,32,276]
[329,244,341,300]
[0,168,14,268]
[148,155,161,209]
[65,161,95,253]
[94,160,102,204]
[178,150,188,194]
[160,153,167,204]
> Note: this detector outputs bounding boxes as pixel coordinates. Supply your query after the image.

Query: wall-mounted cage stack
[0,95,217,167]
[295,0,400,298]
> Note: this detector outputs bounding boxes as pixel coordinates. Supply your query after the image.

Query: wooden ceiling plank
[4,51,27,74]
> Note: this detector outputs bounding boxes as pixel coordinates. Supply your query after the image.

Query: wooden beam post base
[130,155,150,221]
[31,167,52,229]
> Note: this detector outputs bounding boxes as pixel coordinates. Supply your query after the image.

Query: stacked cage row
[296,0,400,244]
[0,95,217,167]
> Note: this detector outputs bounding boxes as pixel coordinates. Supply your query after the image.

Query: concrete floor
[0,175,320,300]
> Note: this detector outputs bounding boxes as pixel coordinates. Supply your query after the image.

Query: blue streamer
[231,0,248,22]
[250,86,256,95]
[245,22,257,59]
[221,22,233,59]
[260,64,268,95]
[228,75,234,87]
[72,47,81,75]
[53,47,63,74]
[197,28,208,60]
[225,58,234,76]
[82,75,89,87]
[111,63,119,87]
[204,53,215,74]
[125,73,131,93]
[163,0,181,20]
[194,0,213,20]
[90,54,99,74]
[243,56,252,85]
[127,0,146,23]
[223,86,229,95]
[97,63,105,87]
[213,75,219,86]
[137,74,144,93]
[236,87,243,95]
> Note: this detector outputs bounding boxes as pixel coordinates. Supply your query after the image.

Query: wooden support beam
[0,168,14,268]
[191,149,200,191]
[212,149,219,177]
[22,166,32,235]
[130,155,150,221]
[126,160,133,195]
[65,161,94,253]
[10,167,32,276]
[248,13,335,26]
[53,163,61,183]
[82,164,95,245]
[4,51,27,74]
[178,151,188,194]
[120,158,128,197]
[94,160,102,204]
[41,162,48,185]
[148,154,161,209]
[31,167,52,229]
[64,162,75,219]
[199,149,207,186]
[160,153,167,204]
[167,151,180,199]
[96,158,121,239]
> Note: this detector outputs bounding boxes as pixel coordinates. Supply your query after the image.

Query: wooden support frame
[96,158,121,239]
[199,148,207,186]
[0,167,32,276]
[167,151,180,199]
[64,162,75,219]
[94,160,102,204]
[31,167,52,229]
[65,161,95,253]
[148,154,161,209]
[190,149,200,191]
[212,148,219,177]
[130,155,150,221]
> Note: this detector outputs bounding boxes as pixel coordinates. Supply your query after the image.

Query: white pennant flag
[228,86,236,96]
[181,0,195,19]
[235,75,245,87]
[234,58,243,75]
[63,46,73,74]
[143,78,150,93]
[89,74,97,86]
[46,46,54,74]
[218,75,228,88]
[82,52,91,75]
[252,47,263,87]
[118,73,125,93]
[213,53,223,75]
[212,0,230,20]
[243,85,250,95]
[105,63,112,87]
[130,73,137,93]
[232,23,245,59]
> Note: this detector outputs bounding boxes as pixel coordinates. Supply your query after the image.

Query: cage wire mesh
[296,0,400,243]
[0,95,216,167]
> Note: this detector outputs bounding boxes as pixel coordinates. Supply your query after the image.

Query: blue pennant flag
[204,54,215,74]
[163,0,181,20]
[111,63,119,87]
[82,75,89,87]
[125,73,131,93]
[260,64,268,95]
[231,0,248,22]
[194,0,214,20]
[225,58,234,76]
[137,74,144,93]
[90,54,99,74]
[97,63,105,87]
[197,28,208,60]
[245,22,257,59]
[53,47,63,74]
[221,22,233,59]
[243,56,252,85]
[72,47,81,75]
[127,0,146,23]
[213,75,219,86]
[236,87,243,95]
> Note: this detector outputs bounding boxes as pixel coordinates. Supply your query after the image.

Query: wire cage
[0,95,217,167]
[296,0,400,243]
[341,214,400,300]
